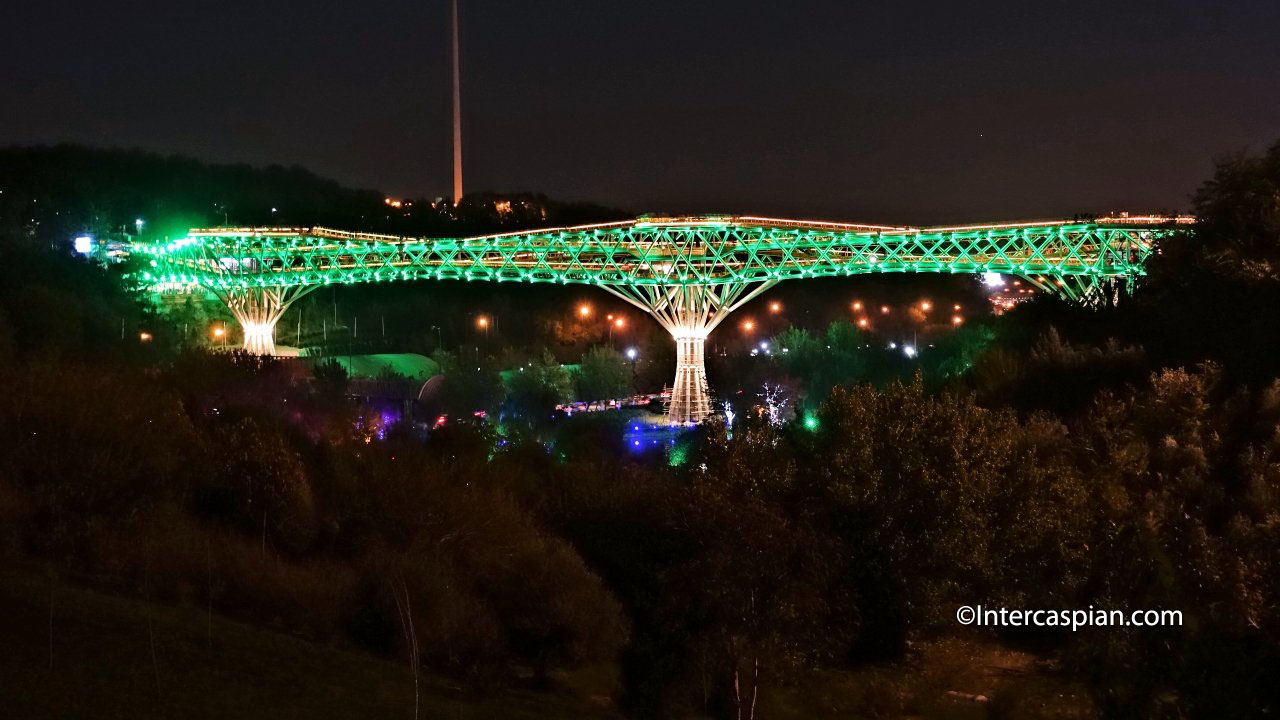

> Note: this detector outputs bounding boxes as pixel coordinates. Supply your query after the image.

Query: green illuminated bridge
[137,214,1187,423]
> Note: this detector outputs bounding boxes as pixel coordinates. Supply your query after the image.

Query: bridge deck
[137,214,1189,290]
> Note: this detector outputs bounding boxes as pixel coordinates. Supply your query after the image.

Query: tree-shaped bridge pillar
[607,281,776,424]
[217,286,314,355]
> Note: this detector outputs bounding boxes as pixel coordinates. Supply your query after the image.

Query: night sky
[4,1,1278,223]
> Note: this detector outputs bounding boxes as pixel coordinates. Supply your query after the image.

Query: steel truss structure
[137,215,1183,422]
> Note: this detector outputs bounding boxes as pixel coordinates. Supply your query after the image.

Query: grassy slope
[0,568,617,720]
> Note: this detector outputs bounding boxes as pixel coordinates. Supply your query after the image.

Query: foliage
[502,351,572,424]
[431,349,505,418]
[770,320,869,404]
[574,345,633,401]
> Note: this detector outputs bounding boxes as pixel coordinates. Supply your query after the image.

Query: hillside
[0,567,618,719]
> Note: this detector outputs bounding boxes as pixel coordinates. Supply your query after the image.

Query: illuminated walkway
[137,214,1185,423]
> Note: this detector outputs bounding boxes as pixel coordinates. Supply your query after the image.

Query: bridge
[137,214,1186,423]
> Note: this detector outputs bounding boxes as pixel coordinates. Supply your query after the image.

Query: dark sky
[4,1,1278,223]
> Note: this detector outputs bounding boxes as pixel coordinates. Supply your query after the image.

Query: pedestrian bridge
[136,214,1188,422]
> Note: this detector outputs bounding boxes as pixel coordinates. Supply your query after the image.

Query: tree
[201,417,316,555]
[811,376,1086,658]
[574,345,632,401]
[432,349,505,418]
[770,321,869,405]
[1186,140,1280,282]
[503,351,572,423]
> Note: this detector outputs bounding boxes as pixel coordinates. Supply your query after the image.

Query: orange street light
[851,300,864,312]
[476,315,490,329]
[769,301,782,314]
[577,303,592,319]
[880,305,891,314]
[857,317,870,329]
[139,331,152,342]
[952,315,964,326]
[741,319,756,332]
[614,317,626,328]
[212,326,225,338]
[920,301,932,312]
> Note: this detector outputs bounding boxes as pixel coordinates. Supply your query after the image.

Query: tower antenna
[451,0,463,203]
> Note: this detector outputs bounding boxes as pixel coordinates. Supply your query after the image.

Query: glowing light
[578,303,592,318]
[625,347,638,360]
[903,345,917,358]
[614,317,626,328]
[741,319,756,332]
[135,218,144,230]
[851,301,863,311]
[73,235,94,254]
[759,341,770,351]
[953,303,962,311]
[476,315,490,329]
[769,301,782,314]
[857,317,870,329]
[138,331,152,342]
[212,326,225,338]
[881,305,891,314]
[920,301,932,311]
[802,413,819,431]
[983,272,1003,287]
[952,315,964,325]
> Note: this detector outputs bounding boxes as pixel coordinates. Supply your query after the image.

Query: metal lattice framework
[137,214,1184,422]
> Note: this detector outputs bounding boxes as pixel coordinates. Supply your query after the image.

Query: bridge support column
[1022,275,1126,308]
[218,286,314,355]
[606,281,776,424]
[671,332,711,423]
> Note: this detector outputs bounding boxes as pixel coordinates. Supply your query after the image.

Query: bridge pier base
[219,286,314,355]
[607,281,776,424]
[670,332,711,423]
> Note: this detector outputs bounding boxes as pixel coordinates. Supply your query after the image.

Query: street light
[880,305,891,314]
[741,319,756,332]
[134,218,144,234]
[139,331,152,342]
[769,301,782,314]
[920,300,931,312]
[577,303,592,319]
[625,347,638,360]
